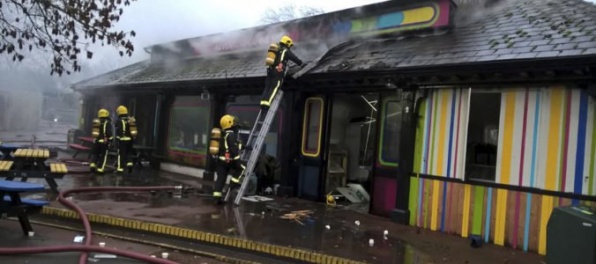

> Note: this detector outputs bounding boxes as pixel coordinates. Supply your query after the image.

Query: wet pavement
[0,219,226,264]
[1,126,545,264]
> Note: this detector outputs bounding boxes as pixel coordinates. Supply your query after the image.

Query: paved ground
[1,126,546,264]
[0,220,226,264]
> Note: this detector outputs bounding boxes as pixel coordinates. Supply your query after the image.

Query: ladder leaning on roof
[223,89,284,206]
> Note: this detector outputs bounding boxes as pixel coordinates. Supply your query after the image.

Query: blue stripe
[440,90,457,232]
[524,91,541,251]
[523,194,532,251]
[573,91,589,203]
[484,187,493,243]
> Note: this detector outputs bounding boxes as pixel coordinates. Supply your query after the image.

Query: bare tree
[260,4,324,24]
[0,0,138,76]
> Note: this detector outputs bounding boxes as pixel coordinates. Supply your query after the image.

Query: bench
[68,144,91,159]
[49,163,68,174]
[0,161,13,171]
[3,196,50,206]
[13,149,50,159]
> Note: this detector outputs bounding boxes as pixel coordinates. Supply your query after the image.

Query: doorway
[325,93,378,213]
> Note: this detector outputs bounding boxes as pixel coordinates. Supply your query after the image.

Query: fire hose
[0,185,188,264]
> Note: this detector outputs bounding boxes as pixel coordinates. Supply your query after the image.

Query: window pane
[380,100,401,165]
[304,99,322,154]
[465,92,501,182]
[227,105,282,158]
[167,96,210,167]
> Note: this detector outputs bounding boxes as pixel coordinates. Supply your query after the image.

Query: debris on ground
[279,210,313,225]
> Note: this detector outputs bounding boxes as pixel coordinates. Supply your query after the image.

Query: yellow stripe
[546,88,564,190]
[438,90,449,175]
[539,196,554,255]
[494,189,508,245]
[430,180,440,231]
[461,184,471,237]
[501,91,517,184]
[402,6,436,24]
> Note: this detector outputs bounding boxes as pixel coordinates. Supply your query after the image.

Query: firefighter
[213,114,245,204]
[90,109,113,173]
[115,105,135,173]
[260,35,304,110]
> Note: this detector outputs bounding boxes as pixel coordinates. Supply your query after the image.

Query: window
[301,98,324,157]
[465,92,501,182]
[378,100,402,167]
[166,96,211,167]
[227,103,282,158]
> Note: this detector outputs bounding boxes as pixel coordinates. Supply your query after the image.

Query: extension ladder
[224,90,284,206]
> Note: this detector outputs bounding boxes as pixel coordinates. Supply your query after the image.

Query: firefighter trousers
[260,68,284,109]
[92,142,109,173]
[117,139,133,172]
[213,159,245,199]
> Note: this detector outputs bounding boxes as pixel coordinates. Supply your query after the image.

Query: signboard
[149,0,455,59]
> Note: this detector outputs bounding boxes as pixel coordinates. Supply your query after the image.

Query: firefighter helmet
[116,105,128,116]
[98,109,109,118]
[280,35,293,48]
[220,115,238,130]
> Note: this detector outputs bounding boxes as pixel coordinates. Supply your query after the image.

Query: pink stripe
[513,89,530,249]
[561,89,573,197]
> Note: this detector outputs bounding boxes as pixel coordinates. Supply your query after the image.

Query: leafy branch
[0,0,137,76]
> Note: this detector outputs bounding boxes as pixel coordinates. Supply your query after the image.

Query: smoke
[453,0,519,28]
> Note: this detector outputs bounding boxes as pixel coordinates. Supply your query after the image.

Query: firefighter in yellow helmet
[260,35,304,111]
[90,109,113,173]
[115,105,135,173]
[213,114,245,204]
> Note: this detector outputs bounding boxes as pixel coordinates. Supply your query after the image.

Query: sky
[92,0,386,69]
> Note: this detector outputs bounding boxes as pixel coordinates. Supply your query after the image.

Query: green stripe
[472,186,485,235]
[430,92,440,175]
[413,100,427,173]
[408,177,419,225]
[590,105,596,195]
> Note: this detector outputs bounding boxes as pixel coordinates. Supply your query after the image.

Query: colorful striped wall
[407,178,593,254]
[410,87,596,255]
[414,88,470,179]
[497,88,596,195]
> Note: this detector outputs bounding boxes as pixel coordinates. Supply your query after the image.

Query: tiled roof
[75,0,596,89]
[308,0,596,74]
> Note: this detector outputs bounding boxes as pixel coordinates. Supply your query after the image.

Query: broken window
[379,99,402,167]
[465,92,501,182]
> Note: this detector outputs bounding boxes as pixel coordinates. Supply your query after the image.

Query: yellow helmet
[98,109,109,118]
[220,114,237,130]
[116,105,128,116]
[280,35,293,47]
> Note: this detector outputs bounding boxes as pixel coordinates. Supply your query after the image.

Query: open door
[297,95,329,201]
[370,93,402,216]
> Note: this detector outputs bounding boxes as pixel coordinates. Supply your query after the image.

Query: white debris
[355,220,360,226]
[325,225,331,230]
[369,239,374,247]
[383,230,389,236]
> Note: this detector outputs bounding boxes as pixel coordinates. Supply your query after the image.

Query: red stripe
[561,89,573,196]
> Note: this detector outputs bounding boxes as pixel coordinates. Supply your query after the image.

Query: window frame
[301,97,324,157]
[378,98,401,167]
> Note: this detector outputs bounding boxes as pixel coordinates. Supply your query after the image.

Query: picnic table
[0,143,22,160]
[0,180,49,235]
[0,148,67,193]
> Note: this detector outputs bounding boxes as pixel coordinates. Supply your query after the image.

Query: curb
[41,206,366,264]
